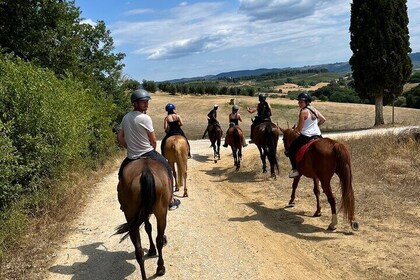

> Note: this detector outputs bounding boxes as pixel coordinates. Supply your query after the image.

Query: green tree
[349,0,412,125]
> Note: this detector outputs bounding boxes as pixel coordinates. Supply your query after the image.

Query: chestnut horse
[164,135,189,197]
[225,125,244,170]
[253,121,280,178]
[208,124,223,163]
[115,158,171,279]
[280,128,359,231]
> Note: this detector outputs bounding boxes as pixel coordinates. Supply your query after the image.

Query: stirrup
[288,170,300,178]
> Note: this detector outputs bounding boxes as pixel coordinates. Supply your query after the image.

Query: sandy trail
[46,127,420,280]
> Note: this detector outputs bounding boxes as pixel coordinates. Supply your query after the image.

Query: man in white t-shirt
[117,88,180,210]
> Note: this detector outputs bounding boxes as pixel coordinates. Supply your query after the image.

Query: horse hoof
[183,193,188,197]
[351,221,359,231]
[327,225,337,231]
[214,160,217,163]
[313,212,321,217]
[147,249,157,257]
[156,266,166,276]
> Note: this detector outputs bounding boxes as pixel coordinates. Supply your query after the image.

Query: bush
[0,55,117,210]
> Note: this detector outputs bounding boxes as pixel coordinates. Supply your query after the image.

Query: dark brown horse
[208,124,223,163]
[115,158,171,279]
[164,135,189,197]
[280,127,359,231]
[252,121,280,178]
[225,125,244,170]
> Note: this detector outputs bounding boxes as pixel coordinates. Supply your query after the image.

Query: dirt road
[46,127,419,280]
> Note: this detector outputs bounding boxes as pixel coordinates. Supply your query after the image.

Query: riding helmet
[232,104,239,111]
[131,88,151,103]
[214,104,219,109]
[165,103,175,112]
[258,94,267,102]
[297,92,312,102]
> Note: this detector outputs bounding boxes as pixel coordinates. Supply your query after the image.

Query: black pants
[288,134,319,169]
[118,150,173,186]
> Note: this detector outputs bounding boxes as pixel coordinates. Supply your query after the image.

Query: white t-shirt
[301,106,321,137]
[120,111,154,159]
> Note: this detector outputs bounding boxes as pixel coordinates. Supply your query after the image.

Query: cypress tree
[349,0,412,125]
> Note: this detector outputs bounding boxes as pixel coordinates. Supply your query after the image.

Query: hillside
[167,52,420,83]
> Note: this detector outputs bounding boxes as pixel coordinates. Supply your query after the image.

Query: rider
[160,103,191,158]
[247,94,272,143]
[288,92,326,178]
[202,104,221,138]
[117,88,181,210]
[223,104,248,148]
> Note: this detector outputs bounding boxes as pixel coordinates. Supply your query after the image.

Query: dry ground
[44,128,419,280]
[3,93,420,279]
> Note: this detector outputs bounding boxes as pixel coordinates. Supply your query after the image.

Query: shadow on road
[48,242,140,280]
[229,201,336,241]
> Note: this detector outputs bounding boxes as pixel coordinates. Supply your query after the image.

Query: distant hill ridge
[166,52,420,83]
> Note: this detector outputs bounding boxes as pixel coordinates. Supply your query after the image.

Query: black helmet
[165,103,175,112]
[232,104,239,111]
[258,94,266,102]
[131,89,151,103]
[297,92,311,102]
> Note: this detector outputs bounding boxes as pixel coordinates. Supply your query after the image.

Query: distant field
[146,92,420,140]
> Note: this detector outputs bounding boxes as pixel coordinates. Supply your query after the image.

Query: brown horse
[115,158,171,279]
[280,128,359,231]
[253,121,280,178]
[208,124,223,163]
[225,125,244,170]
[164,135,189,197]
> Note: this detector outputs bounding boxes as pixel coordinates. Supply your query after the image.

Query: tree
[349,0,412,125]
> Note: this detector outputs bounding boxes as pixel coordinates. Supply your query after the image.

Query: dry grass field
[146,92,420,140]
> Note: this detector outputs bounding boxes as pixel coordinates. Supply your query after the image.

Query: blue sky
[74,0,420,82]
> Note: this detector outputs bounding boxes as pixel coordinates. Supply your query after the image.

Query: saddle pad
[296,138,320,163]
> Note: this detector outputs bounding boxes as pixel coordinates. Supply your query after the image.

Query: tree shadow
[48,242,146,280]
[229,201,337,241]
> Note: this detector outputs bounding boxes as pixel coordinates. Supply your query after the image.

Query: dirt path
[46,127,419,280]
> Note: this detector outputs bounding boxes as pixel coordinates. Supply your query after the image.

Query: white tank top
[301,106,321,137]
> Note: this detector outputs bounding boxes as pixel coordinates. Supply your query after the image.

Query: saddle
[296,138,320,163]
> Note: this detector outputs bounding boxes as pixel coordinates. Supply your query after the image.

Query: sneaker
[169,198,181,210]
[288,169,300,178]
[223,143,228,147]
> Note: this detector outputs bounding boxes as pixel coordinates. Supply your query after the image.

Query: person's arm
[147,131,157,150]
[317,110,326,126]
[237,113,243,122]
[247,106,257,113]
[177,114,184,126]
[117,129,127,148]
[267,103,272,117]
[294,109,307,133]
[164,116,169,133]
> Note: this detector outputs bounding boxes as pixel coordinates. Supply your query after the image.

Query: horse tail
[265,125,279,173]
[115,166,156,241]
[233,127,241,147]
[334,142,355,223]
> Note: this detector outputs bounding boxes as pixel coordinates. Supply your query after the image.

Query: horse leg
[170,162,179,192]
[320,179,337,230]
[154,210,167,277]
[258,147,267,173]
[129,228,147,280]
[288,176,301,206]
[217,139,221,160]
[145,219,156,256]
[312,178,322,217]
